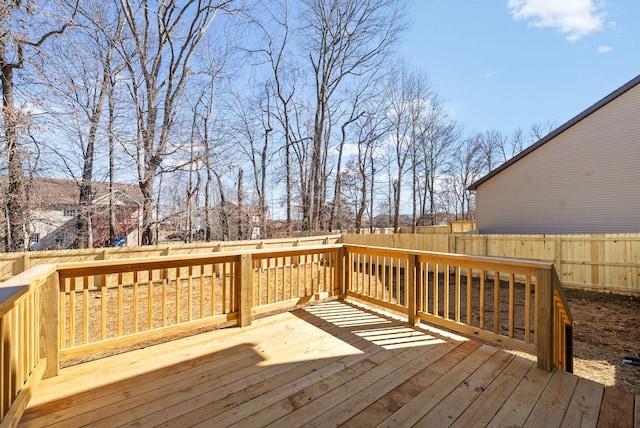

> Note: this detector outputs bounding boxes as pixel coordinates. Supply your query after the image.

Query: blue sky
[401,0,640,138]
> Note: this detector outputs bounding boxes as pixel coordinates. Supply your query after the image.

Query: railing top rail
[56,253,243,278]
[55,244,345,278]
[552,269,574,321]
[343,243,554,272]
[0,264,57,317]
[249,244,342,260]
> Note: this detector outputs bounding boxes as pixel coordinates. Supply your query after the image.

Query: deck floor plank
[450,355,535,428]
[236,328,448,427]
[16,300,635,428]
[299,341,462,427]
[415,350,515,427]
[374,344,499,427]
[562,377,605,428]
[523,369,579,428]
[340,340,483,428]
[89,304,377,427]
[486,361,554,427]
[597,387,635,428]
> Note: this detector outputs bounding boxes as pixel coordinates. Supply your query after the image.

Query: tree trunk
[1,50,26,252]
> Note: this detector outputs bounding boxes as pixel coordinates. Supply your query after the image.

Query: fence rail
[0,241,572,425]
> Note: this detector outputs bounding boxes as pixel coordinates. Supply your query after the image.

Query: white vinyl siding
[476,83,640,234]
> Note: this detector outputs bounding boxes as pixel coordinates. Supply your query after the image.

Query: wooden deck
[20,300,637,427]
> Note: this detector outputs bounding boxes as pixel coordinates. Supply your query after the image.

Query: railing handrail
[55,244,344,278]
[343,243,554,269]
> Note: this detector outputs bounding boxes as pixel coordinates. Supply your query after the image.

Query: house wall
[29,208,77,250]
[476,83,640,234]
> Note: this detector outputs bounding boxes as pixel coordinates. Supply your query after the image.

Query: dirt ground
[566,289,640,395]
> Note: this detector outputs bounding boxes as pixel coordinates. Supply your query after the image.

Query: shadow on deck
[20,300,637,427]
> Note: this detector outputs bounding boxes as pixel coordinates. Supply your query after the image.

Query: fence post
[536,267,553,371]
[41,269,60,378]
[407,254,418,326]
[555,238,562,282]
[238,254,253,327]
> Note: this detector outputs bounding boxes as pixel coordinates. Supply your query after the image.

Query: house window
[62,207,77,217]
[31,233,40,243]
[54,233,64,245]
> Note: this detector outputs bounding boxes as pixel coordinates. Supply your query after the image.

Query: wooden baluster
[494,271,500,334]
[83,275,89,344]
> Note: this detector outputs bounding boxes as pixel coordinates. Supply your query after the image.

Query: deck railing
[0,243,572,425]
[0,266,58,427]
[343,244,573,371]
[55,245,340,361]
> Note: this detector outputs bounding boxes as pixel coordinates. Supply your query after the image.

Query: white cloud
[508,0,607,41]
[597,45,612,53]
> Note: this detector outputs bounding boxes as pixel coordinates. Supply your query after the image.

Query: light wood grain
[15,300,634,428]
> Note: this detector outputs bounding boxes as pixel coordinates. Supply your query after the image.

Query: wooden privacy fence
[0,242,572,425]
[342,233,640,295]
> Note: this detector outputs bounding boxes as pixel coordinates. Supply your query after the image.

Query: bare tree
[384,63,427,232]
[299,0,408,231]
[328,91,365,232]
[420,118,459,225]
[248,0,300,234]
[118,0,239,245]
[45,2,125,248]
[449,134,483,220]
[351,101,388,232]
[529,119,557,142]
[0,1,76,251]
[478,129,507,173]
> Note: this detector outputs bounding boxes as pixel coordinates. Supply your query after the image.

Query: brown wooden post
[536,267,553,371]
[238,254,253,327]
[407,254,418,326]
[40,269,60,378]
[344,246,351,298]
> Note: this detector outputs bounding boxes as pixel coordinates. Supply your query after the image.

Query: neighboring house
[469,74,640,234]
[26,178,142,250]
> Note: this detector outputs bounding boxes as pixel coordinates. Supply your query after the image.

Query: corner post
[536,267,553,371]
[41,269,60,378]
[407,254,418,326]
[238,254,253,327]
